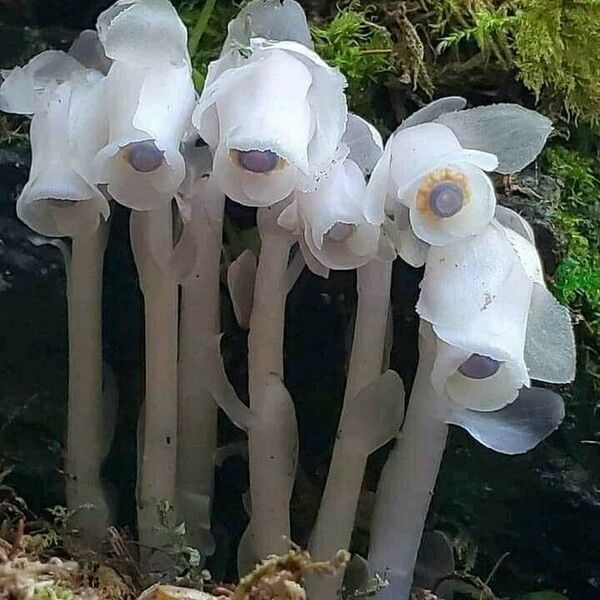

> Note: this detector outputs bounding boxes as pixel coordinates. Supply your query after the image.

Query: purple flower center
[237,149,279,173]
[127,141,164,173]
[327,223,355,242]
[458,354,502,380]
[429,181,464,218]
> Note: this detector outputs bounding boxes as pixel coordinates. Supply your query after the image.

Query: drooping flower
[371,122,498,250]
[193,34,347,207]
[277,114,385,272]
[92,0,196,210]
[417,218,576,412]
[0,30,111,237]
[16,78,110,238]
[369,99,553,267]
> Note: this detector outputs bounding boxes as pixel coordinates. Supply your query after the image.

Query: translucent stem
[177,181,225,557]
[368,329,448,600]
[131,207,179,560]
[65,220,113,548]
[246,207,295,562]
[307,259,393,600]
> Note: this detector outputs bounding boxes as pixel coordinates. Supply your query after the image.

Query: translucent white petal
[215,52,313,172]
[0,50,88,115]
[97,0,189,67]
[408,162,496,246]
[18,82,108,237]
[494,205,535,244]
[299,237,330,279]
[223,0,313,53]
[435,103,552,174]
[68,30,111,74]
[94,61,194,209]
[503,225,544,283]
[366,138,396,217]
[383,212,428,267]
[227,249,257,329]
[389,123,497,197]
[431,337,529,412]
[447,386,565,454]
[417,225,520,330]
[343,113,383,176]
[400,96,467,130]
[525,283,576,383]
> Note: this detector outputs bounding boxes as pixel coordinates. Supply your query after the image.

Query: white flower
[193,38,347,207]
[369,122,498,252]
[278,159,380,271]
[17,79,109,237]
[93,60,195,210]
[276,114,384,272]
[417,219,575,412]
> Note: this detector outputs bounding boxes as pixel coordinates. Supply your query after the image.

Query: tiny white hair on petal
[343,113,383,176]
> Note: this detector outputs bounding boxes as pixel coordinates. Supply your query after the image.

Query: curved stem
[131,207,179,561]
[177,181,225,557]
[368,327,448,600]
[65,220,113,548]
[245,207,295,563]
[307,259,393,600]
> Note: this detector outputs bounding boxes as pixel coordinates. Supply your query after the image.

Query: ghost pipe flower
[192,5,347,208]
[92,0,195,559]
[369,222,574,600]
[366,100,567,600]
[175,142,225,558]
[277,114,386,275]
[372,98,553,267]
[0,35,114,547]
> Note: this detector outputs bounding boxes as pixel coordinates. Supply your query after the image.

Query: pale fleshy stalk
[177,179,225,557]
[246,205,295,562]
[65,219,115,548]
[130,207,179,561]
[368,328,448,600]
[307,259,393,600]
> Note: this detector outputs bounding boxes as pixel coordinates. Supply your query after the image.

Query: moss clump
[429,0,600,124]
[311,3,396,125]
[544,146,600,334]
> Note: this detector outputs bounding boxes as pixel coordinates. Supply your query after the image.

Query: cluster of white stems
[0,1,576,598]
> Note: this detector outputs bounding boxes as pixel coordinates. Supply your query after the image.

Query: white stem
[177,183,225,557]
[131,207,179,558]
[368,328,448,600]
[246,207,295,561]
[307,259,393,600]
[65,220,113,548]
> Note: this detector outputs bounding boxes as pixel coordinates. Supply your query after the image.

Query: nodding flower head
[193,37,347,207]
[417,220,576,412]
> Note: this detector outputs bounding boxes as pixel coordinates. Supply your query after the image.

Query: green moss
[34,587,75,600]
[544,146,600,333]
[311,3,397,126]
